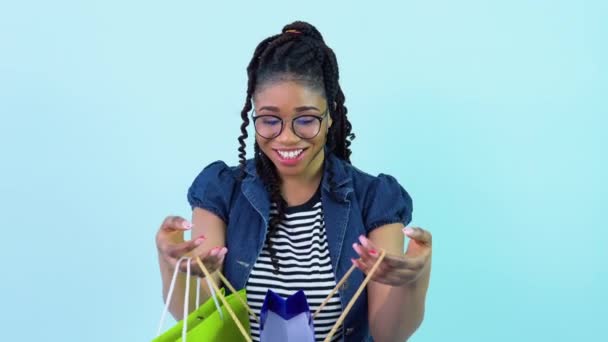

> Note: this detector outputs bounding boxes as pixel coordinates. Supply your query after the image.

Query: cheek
[312,131,329,147]
[255,136,274,157]
[255,135,266,148]
[254,136,264,153]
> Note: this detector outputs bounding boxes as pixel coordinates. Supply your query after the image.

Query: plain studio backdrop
[0,1,606,341]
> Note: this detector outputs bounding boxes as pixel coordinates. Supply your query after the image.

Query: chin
[271,158,308,176]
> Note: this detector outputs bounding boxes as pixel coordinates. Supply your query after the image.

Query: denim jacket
[187,153,413,341]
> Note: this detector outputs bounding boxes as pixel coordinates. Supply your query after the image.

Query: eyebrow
[258,105,321,112]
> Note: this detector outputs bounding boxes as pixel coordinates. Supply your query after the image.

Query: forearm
[370,268,430,342]
[159,256,210,320]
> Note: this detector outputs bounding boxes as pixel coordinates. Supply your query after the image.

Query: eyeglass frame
[251,108,330,140]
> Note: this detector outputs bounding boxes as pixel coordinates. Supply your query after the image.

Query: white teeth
[277,149,303,159]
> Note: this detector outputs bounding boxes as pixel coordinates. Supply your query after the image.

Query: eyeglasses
[252,109,329,140]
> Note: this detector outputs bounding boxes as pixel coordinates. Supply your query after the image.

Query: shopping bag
[259,250,387,342]
[259,289,315,342]
[154,256,257,342]
[153,287,249,342]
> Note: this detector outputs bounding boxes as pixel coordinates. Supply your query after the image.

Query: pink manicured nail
[403,227,414,235]
[210,247,220,256]
[194,238,205,245]
[358,235,367,245]
[182,221,192,229]
[369,249,377,255]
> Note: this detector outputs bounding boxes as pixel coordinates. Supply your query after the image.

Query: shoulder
[336,159,414,230]
[338,159,409,199]
[190,160,241,186]
[186,160,247,221]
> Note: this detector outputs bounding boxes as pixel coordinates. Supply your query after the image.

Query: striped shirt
[246,190,343,341]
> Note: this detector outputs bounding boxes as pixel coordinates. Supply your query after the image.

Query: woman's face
[253,81,332,179]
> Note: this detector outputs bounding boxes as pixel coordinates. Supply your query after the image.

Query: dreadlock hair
[236,21,355,273]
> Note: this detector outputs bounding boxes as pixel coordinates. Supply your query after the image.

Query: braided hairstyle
[236,21,355,272]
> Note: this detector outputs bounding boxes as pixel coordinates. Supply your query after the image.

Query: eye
[260,117,281,126]
[295,116,317,126]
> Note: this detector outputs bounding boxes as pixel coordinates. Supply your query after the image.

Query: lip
[272,147,308,166]
[271,147,307,151]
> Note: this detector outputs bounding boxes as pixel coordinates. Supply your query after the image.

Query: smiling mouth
[273,148,307,160]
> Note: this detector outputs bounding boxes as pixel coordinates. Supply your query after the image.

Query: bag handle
[203,260,259,323]
[321,250,387,342]
[205,273,224,321]
[194,257,253,342]
[157,256,256,342]
[156,256,195,341]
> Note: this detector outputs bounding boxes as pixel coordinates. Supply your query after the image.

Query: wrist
[158,253,174,271]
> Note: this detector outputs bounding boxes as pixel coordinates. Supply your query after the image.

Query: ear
[328,101,337,129]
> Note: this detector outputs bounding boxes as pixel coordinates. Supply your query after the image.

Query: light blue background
[1,1,606,341]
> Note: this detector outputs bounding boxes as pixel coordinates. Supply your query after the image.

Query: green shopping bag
[154,256,255,342]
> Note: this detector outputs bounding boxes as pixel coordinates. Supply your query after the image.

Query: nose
[275,123,300,144]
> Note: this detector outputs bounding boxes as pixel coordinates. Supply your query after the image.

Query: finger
[182,256,223,276]
[374,269,420,286]
[358,234,378,251]
[160,215,193,232]
[208,246,228,270]
[358,261,403,286]
[165,236,206,259]
[365,258,419,283]
[372,261,392,277]
[195,248,227,277]
[403,226,432,246]
[383,254,427,271]
[354,234,382,260]
[351,257,367,272]
[199,246,225,269]
[352,242,375,264]
[352,251,388,277]
[357,235,383,258]
[185,247,227,275]
[209,252,227,272]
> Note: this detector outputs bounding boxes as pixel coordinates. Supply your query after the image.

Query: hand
[351,226,432,287]
[156,215,227,277]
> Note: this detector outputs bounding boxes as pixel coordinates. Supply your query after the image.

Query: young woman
[156,21,432,342]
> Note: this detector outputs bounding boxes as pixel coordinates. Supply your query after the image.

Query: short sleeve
[187,161,237,223]
[363,174,413,232]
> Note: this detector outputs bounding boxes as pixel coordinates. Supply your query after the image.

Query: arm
[157,208,227,320]
[358,224,432,342]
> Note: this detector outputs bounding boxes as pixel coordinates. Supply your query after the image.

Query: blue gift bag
[259,289,315,342]
[258,250,387,342]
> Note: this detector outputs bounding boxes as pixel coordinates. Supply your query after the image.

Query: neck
[280,151,325,206]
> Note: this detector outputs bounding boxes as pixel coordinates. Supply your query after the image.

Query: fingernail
[403,227,414,235]
[352,242,359,250]
[358,235,366,245]
[369,249,377,255]
[182,221,192,229]
[197,234,206,240]
[194,238,205,245]
[210,247,219,256]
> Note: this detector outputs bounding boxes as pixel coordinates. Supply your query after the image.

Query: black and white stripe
[246,197,343,341]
